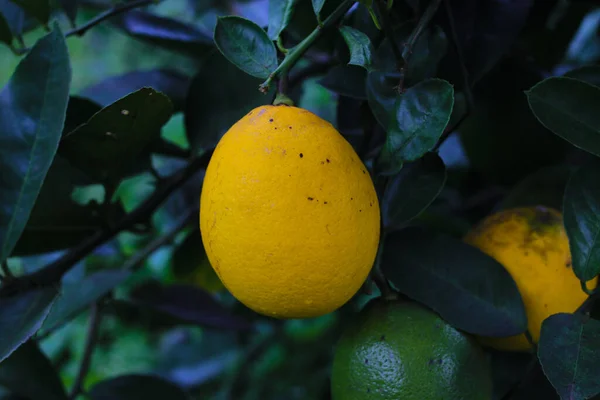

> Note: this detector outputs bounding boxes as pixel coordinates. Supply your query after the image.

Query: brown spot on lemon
[464,206,598,352]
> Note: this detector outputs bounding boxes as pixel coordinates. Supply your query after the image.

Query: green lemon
[331,299,493,400]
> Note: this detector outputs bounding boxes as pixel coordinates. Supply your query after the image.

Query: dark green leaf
[89,374,190,400]
[378,78,454,174]
[130,281,253,330]
[9,0,49,25]
[57,0,77,24]
[0,0,25,36]
[11,155,116,256]
[367,25,448,130]
[0,10,11,45]
[268,0,298,40]
[538,313,600,400]
[62,96,102,135]
[0,287,58,362]
[172,228,222,293]
[382,152,447,228]
[185,51,275,153]
[563,161,600,282]
[339,25,374,71]
[489,350,534,400]
[59,88,173,182]
[312,0,326,17]
[442,0,533,86]
[214,16,277,79]
[110,10,213,56]
[499,165,574,211]
[0,341,67,400]
[375,24,448,85]
[381,227,527,336]
[0,24,71,264]
[564,66,600,88]
[366,69,398,130]
[318,65,367,99]
[80,69,191,113]
[40,269,131,335]
[526,77,600,157]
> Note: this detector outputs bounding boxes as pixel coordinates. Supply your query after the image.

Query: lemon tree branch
[259,0,356,93]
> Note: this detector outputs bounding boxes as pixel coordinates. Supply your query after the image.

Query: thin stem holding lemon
[259,0,356,93]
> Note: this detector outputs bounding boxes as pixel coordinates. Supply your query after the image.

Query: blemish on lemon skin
[299,153,304,158]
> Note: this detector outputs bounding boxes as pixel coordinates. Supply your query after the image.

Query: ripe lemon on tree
[199,105,380,319]
[464,206,599,351]
[331,298,493,400]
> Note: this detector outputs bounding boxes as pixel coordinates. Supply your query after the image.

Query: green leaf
[11,155,116,256]
[9,0,49,25]
[0,341,67,400]
[130,281,252,330]
[80,69,191,113]
[214,16,278,79]
[564,66,600,88]
[268,0,298,40]
[0,24,71,264]
[0,1,25,36]
[40,269,131,335]
[0,10,11,46]
[0,287,58,362]
[110,11,213,56]
[526,77,600,158]
[339,25,374,71]
[89,374,191,400]
[59,88,173,182]
[312,0,326,17]
[538,313,600,400]
[367,24,448,130]
[172,228,223,293]
[563,161,600,282]
[382,152,447,229]
[499,164,574,211]
[378,79,454,175]
[318,65,367,99]
[381,227,527,337]
[185,51,275,153]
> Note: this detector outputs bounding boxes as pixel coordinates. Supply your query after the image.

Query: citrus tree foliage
[0,0,599,399]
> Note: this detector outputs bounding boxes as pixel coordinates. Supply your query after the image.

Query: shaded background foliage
[0,0,599,399]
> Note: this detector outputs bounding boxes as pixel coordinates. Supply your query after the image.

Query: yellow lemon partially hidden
[464,206,598,351]
[199,105,380,319]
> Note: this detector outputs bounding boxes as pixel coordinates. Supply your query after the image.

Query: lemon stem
[259,0,356,93]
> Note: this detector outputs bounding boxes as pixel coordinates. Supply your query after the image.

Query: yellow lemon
[199,105,380,319]
[464,206,598,351]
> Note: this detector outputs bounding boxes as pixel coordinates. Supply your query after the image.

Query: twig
[14,0,156,55]
[259,0,356,93]
[375,0,403,67]
[65,0,156,38]
[0,151,212,297]
[443,0,473,108]
[69,302,102,400]
[1,261,14,280]
[402,0,441,62]
[123,208,196,273]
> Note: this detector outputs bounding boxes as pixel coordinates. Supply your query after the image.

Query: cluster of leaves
[0,0,599,399]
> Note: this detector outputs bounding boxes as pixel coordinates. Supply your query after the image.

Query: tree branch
[0,151,212,297]
[65,0,156,38]
[69,302,102,400]
[259,0,356,93]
